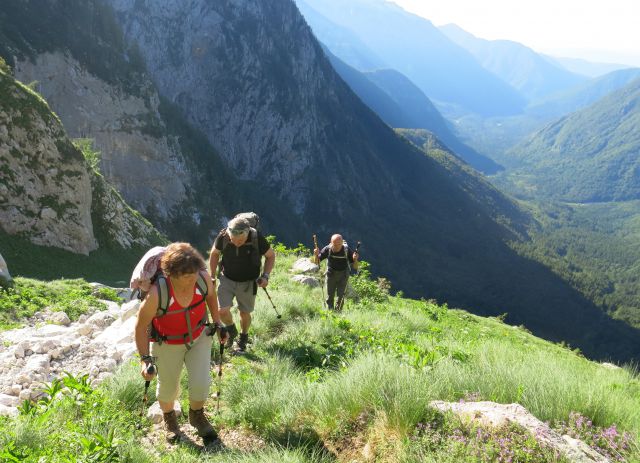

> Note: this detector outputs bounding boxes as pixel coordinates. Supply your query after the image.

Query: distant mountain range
[296,0,527,116]
[323,47,502,174]
[499,77,640,202]
[440,24,586,102]
[545,55,634,78]
[526,67,640,119]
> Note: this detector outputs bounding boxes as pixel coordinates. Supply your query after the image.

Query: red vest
[151,278,207,345]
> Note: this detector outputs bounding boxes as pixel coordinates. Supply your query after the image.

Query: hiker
[135,242,227,443]
[208,215,276,351]
[314,234,359,310]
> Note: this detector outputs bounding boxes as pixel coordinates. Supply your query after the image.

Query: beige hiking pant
[151,331,212,403]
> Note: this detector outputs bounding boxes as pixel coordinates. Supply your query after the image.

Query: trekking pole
[261,287,282,318]
[313,234,326,309]
[139,363,156,421]
[337,241,361,311]
[216,342,224,414]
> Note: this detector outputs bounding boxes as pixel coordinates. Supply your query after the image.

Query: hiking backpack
[130,246,209,348]
[217,212,263,275]
[328,240,352,272]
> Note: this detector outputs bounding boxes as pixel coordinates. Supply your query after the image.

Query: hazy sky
[392,0,640,66]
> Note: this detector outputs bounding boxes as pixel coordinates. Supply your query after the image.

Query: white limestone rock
[86,311,116,328]
[430,401,609,463]
[0,403,18,417]
[147,401,182,424]
[0,393,19,407]
[291,274,320,288]
[291,258,319,274]
[48,311,71,326]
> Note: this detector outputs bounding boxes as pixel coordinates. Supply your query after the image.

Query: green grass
[0,253,638,462]
[0,276,120,330]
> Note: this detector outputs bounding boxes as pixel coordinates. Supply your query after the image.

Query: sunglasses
[229,228,248,236]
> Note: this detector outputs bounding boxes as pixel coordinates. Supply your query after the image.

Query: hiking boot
[163,410,182,443]
[189,407,218,443]
[237,333,249,351]
[224,324,238,349]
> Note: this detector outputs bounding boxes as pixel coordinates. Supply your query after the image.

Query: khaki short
[150,331,212,403]
[217,274,256,313]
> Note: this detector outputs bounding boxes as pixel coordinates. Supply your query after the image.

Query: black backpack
[217,212,263,275]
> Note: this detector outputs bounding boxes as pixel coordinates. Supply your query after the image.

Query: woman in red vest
[135,242,226,444]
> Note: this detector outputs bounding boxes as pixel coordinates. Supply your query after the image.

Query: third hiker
[208,215,275,351]
[314,234,359,310]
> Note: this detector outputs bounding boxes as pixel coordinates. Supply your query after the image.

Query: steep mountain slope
[295,0,527,116]
[440,24,586,102]
[324,49,502,174]
[526,67,640,119]
[2,0,640,361]
[500,77,640,202]
[296,0,386,71]
[0,66,164,256]
[364,69,503,174]
[0,0,299,244]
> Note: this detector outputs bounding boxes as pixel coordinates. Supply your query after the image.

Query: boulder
[291,274,320,288]
[0,403,18,417]
[0,393,19,407]
[86,311,115,328]
[291,258,319,274]
[147,400,182,424]
[0,252,13,288]
[48,311,71,326]
[430,401,609,463]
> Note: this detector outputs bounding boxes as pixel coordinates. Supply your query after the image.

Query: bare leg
[239,311,252,334]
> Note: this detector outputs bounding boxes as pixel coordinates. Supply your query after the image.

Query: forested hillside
[499,77,640,202]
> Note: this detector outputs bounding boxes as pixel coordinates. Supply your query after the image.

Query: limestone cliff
[0,70,96,254]
[0,69,164,254]
[14,52,189,220]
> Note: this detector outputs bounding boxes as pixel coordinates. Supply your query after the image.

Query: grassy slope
[497,78,640,202]
[1,253,638,462]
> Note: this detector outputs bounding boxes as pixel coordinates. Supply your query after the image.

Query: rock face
[14,52,189,220]
[0,69,165,253]
[430,401,610,463]
[0,71,97,254]
[0,252,12,287]
[109,0,331,214]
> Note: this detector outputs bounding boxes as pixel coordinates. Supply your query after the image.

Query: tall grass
[223,355,309,436]
[312,353,433,436]
[428,339,640,434]
[2,252,639,461]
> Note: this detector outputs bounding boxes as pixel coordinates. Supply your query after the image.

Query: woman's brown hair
[160,242,205,277]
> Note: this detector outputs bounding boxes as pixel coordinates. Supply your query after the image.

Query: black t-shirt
[319,244,355,271]
[214,231,270,282]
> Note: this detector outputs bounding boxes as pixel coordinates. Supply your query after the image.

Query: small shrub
[350,261,388,303]
[0,56,10,74]
[555,412,637,462]
[407,419,570,462]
